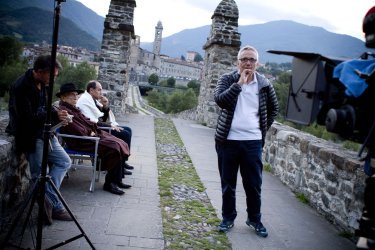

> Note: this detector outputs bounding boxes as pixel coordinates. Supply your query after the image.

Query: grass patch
[155,118,231,249]
[263,162,273,173]
[338,230,353,239]
[295,192,309,204]
[342,140,360,152]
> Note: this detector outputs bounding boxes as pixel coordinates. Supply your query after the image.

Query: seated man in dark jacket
[57,83,131,195]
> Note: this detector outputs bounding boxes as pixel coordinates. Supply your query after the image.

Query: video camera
[267,50,375,150]
[268,7,375,249]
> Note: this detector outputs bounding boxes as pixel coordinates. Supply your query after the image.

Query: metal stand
[1,175,95,249]
[0,0,95,249]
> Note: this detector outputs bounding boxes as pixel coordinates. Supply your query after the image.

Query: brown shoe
[43,198,53,225]
[52,209,73,221]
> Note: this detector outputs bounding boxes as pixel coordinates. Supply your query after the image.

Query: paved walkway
[7,114,356,249]
[173,118,355,250]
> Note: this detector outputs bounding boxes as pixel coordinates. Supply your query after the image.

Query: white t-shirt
[227,80,262,140]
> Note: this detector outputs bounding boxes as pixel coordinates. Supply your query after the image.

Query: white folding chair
[56,131,102,192]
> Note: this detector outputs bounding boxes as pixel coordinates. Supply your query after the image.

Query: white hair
[237,45,259,60]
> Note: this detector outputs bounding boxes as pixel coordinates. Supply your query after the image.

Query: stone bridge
[0,108,366,237]
[0,0,368,240]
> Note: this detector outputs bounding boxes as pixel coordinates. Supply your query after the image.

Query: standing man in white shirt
[214,45,279,237]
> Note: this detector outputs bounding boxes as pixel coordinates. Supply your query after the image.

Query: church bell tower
[153,21,163,56]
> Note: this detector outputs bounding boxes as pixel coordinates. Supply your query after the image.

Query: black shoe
[103,183,125,195]
[124,162,134,170]
[246,219,268,237]
[124,169,132,175]
[117,182,132,189]
[218,220,234,233]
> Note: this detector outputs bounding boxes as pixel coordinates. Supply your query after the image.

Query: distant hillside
[141,20,374,63]
[1,0,373,63]
[0,7,100,50]
[0,0,104,42]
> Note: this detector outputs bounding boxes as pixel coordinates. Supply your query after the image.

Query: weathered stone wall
[263,122,365,233]
[0,114,31,236]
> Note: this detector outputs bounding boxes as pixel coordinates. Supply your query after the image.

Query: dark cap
[33,54,62,71]
[56,83,84,97]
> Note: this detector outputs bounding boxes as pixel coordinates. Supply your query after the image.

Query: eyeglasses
[239,57,257,63]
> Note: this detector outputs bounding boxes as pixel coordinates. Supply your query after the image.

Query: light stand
[1,0,95,249]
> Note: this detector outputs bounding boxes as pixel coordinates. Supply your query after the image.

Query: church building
[128,21,203,85]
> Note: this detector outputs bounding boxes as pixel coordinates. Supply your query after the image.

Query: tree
[147,89,168,111]
[273,81,289,119]
[166,89,197,113]
[180,55,186,61]
[54,58,97,99]
[0,61,28,97]
[194,53,203,62]
[148,73,159,85]
[0,36,23,66]
[187,79,200,95]
[159,79,168,87]
[166,77,176,88]
[277,72,291,84]
[0,37,27,97]
[57,54,70,69]
[145,88,198,114]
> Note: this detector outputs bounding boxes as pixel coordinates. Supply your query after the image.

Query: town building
[128,21,203,86]
[22,42,100,74]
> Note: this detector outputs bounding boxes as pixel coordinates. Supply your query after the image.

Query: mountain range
[1,0,373,63]
[147,21,373,63]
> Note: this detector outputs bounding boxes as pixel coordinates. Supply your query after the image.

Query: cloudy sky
[76,0,374,42]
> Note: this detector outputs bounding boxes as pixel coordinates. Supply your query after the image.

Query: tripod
[1,174,95,249]
[0,0,95,249]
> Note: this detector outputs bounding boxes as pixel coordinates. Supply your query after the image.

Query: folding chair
[56,129,102,192]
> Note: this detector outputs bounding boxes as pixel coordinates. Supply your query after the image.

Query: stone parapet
[0,110,367,236]
[263,122,365,233]
[0,114,31,237]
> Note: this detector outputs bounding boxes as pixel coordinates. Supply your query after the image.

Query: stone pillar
[196,0,241,127]
[98,0,136,115]
[128,35,140,83]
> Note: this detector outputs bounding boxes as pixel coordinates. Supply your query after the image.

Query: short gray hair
[237,45,259,60]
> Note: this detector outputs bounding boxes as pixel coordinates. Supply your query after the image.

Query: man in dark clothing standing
[6,55,73,224]
[214,45,279,237]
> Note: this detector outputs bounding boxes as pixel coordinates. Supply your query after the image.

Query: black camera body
[268,50,375,147]
[268,49,375,249]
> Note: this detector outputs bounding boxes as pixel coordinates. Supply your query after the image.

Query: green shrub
[295,192,309,204]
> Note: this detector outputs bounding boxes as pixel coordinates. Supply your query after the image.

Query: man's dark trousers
[216,139,263,223]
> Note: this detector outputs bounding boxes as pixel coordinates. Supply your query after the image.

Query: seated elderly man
[56,83,131,195]
[76,80,134,175]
